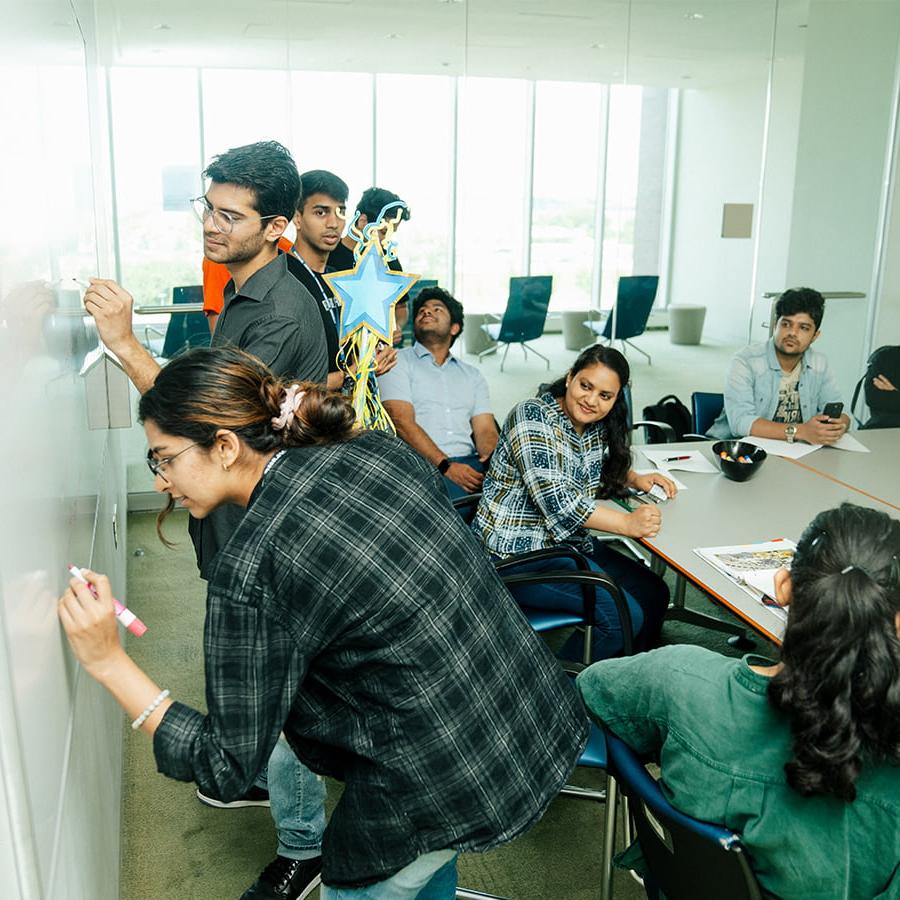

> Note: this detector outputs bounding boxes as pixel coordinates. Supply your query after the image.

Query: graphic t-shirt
[773,362,802,423]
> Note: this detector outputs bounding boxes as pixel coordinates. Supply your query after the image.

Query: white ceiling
[13,0,812,87]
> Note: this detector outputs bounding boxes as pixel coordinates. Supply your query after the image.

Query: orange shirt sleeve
[202,257,232,316]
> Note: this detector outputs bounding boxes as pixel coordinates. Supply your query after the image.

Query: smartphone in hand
[822,401,843,422]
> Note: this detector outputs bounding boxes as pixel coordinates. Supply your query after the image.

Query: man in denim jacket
[708,288,849,444]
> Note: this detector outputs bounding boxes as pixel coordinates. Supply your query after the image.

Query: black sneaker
[196,784,271,809]
[240,855,322,900]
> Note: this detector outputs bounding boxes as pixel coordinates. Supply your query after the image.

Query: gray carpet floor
[120,509,776,900]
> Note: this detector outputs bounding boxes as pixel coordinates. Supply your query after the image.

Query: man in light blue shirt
[708,287,849,444]
[381,288,498,499]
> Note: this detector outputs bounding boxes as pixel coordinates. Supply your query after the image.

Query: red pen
[663,455,691,462]
[67,565,147,637]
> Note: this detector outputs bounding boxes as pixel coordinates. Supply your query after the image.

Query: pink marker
[67,565,147,637]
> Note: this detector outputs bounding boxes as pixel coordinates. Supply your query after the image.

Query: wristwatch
[784,424,798,444]
[437,458,451,475]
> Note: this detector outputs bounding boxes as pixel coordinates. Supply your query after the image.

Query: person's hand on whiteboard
[624,505,662,539]
[84,278,135,353]
[629,470,678,499]
[58,569,124,677]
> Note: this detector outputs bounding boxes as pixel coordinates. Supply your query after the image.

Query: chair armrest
[604,730,745,849]
[682,432,710,442]
[451,492,482,512]
[633,419,677,442]
[493,545,593,573]
[501,569,634,656]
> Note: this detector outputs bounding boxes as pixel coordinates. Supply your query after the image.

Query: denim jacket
[708,339,842,439]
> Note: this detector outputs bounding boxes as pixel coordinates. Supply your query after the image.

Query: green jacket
[577,646,900,899]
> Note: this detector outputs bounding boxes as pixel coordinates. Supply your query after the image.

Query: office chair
[686,391,725,440]
[586,276,659,365]
[479,276,553,371]
[152,285,210,359]
[600,729,762,900]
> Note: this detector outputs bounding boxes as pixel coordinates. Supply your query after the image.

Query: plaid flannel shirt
[472,393,607,557]
[153,430,587,888]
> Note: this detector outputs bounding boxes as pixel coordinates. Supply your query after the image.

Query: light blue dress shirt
[379,342,493,457]
[708,339,843,439]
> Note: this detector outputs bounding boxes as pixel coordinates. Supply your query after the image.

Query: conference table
[621,430,899,645]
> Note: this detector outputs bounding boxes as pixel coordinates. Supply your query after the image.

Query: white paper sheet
[739,436,821,459]
[829,432,870,453]
[640,449,718,474]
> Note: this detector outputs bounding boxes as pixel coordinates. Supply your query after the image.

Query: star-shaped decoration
[323,241,419,344]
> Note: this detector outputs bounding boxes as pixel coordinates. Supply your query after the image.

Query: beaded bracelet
[131,689,170,731]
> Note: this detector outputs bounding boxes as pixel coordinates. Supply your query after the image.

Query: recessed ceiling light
[684,12,704,20]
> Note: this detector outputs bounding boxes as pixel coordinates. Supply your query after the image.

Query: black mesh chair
[600,728,762,900]
[480,276,553,371]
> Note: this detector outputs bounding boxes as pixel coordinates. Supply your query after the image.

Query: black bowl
[711,441,768,482]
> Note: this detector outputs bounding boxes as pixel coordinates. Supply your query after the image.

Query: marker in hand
[67,565,147,637]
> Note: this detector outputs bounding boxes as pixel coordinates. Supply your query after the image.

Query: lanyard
[290,248,337,320]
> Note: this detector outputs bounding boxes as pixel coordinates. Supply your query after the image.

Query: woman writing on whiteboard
[56,346,587,900]
[471,344,676,660]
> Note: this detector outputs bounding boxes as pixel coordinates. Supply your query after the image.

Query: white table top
[781,428,900,510]
[625,438,899,644]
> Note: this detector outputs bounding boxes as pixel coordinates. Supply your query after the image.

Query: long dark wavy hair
[768,503,900,801]
[138,347,357,542]
[546,344,631,498]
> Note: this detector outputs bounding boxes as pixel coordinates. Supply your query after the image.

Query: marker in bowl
[67,565,147,637]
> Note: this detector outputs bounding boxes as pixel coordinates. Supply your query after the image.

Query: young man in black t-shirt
[289,170,398,388]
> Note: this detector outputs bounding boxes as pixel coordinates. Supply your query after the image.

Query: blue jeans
[442,454,484,502]
[499,539,668,659]
[255,738,326,860]
[321,852,458,900]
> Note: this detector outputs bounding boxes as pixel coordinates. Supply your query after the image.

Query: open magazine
[693,540,796,622]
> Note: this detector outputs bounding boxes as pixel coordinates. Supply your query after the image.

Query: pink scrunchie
[271,384,306,431]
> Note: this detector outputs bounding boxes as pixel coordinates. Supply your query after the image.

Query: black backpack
[641,394,692,443]
[850,345,900,429]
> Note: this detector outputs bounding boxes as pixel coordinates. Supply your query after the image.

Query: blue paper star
[324,242,418,344]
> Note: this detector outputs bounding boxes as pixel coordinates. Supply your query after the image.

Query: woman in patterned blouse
[472,344,676,660]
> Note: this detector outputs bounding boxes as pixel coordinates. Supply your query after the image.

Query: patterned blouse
[472,392,607,557]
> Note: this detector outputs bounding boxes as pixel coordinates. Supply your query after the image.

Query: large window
[110,68,202,301]
[202,69,292,159]
[375,74,454,285]
[531,81,604,312]
[290,71,374,200]
[455,77,530,311]
[106,67,669,318]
